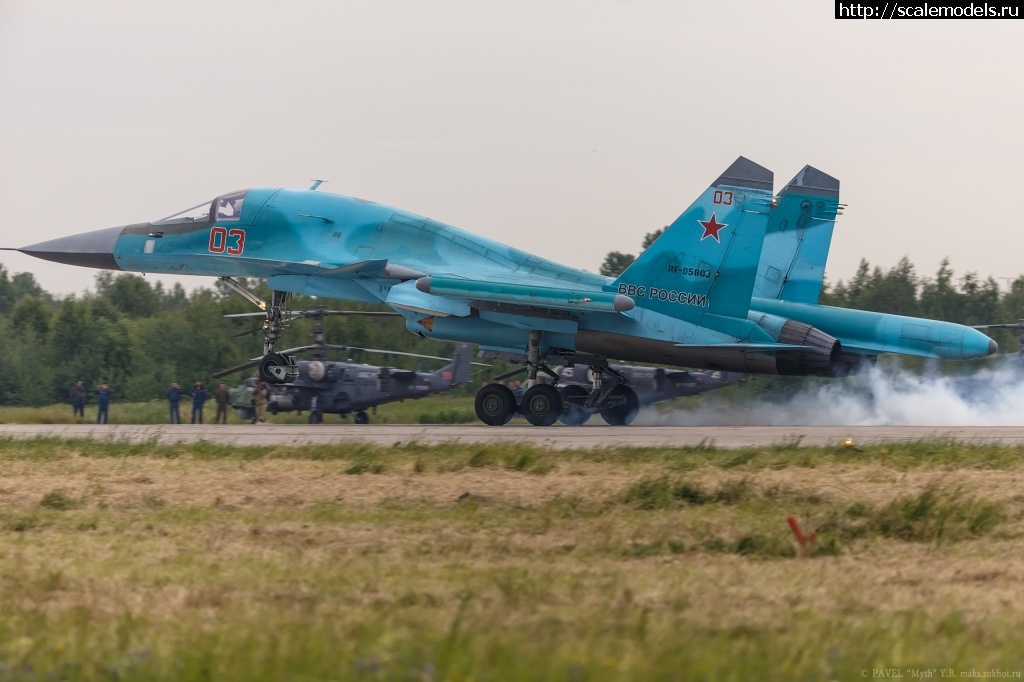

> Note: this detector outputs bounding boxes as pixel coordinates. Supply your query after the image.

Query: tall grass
[0,439,1022,679]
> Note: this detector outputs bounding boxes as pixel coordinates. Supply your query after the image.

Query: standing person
[167,381,182,424]
[95,383,111,424]
[214,382,230,424]
[253,378,269,424]
[69,379,86,419]
[191,380,208,424]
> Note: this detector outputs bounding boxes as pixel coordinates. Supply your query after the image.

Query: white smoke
[633,360,1024,426]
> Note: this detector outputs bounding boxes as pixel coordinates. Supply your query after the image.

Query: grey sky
[1,0,1022,297]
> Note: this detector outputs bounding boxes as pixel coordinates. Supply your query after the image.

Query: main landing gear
[473,331,640,427]
[556,366,639,426]
[219,277,299,384]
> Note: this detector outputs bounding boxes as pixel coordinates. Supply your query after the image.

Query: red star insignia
[698,213,728,242]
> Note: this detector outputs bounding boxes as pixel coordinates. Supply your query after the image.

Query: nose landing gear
[219,277,299,384]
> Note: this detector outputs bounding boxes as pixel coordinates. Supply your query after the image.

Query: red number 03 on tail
[208,227,246,255]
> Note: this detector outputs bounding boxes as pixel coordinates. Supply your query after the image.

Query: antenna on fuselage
[309,179,327,191]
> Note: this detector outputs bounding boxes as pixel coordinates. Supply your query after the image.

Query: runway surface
[2,424,1024,449]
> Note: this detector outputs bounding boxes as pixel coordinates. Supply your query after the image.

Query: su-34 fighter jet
[6,158,997,426]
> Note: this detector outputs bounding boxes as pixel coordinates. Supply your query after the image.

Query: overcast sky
[1,0,1022,297]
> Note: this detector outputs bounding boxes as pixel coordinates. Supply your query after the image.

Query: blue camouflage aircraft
[6,158,997,426]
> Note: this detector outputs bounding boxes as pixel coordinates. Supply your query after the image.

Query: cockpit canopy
[153,190,249,226]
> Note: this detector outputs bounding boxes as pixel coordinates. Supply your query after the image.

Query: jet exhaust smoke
[633,359,1024,426]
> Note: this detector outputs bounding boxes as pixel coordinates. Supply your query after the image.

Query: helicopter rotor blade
[310,343,455,363]
[315,311,401,317]
[212,358,262,378]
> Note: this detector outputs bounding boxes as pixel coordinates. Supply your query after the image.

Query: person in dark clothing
[96,383,111,424]
[69,379,86,418]
[191,380,208,424]
[167,381,182,424]
[214,382,230,424]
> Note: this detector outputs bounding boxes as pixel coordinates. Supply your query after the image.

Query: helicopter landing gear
[354,410,370,425]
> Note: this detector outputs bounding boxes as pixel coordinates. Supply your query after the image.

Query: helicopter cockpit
[152,191,249,227]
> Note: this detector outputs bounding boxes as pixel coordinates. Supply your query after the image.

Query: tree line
[0,267,460,407]
[2,251,1021,407]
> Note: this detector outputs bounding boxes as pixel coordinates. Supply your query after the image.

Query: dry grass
[2,442,1024,680]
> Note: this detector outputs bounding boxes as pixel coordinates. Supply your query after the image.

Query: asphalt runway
[2,424,1024,449]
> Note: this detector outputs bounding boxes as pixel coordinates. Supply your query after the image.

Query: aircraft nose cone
[19,225,124,270]
[960,328,998,359]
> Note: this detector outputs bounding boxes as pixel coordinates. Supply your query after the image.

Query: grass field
[0,393,480,426]
[1,437,1023,681]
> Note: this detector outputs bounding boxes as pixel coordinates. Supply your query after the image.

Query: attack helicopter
[216,307,476,423]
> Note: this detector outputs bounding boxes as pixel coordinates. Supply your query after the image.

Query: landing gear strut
[519,330,563,426]
[558,365,639,426]
[220,277,299,384]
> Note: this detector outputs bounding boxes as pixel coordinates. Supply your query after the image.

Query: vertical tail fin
[754,166,841,304]
[433,342,473,386]
[612,157,774,324]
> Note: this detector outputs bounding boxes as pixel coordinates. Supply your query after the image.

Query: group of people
[167,379,269,424]
[68,379,111,424]
[70,377,271,425]
[165,380,230,424]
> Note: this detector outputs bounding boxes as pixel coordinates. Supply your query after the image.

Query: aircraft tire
[558,385,591,425]
[258,353,297,384]
[475,384,516,426]
[521,384,563,427]
[600,385,639,426]
[354,410,370,425]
